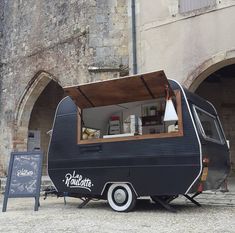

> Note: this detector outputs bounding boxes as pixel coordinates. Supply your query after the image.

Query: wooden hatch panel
[64,70,174,109]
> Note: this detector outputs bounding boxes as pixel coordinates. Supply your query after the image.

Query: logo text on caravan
[63,171,93,191]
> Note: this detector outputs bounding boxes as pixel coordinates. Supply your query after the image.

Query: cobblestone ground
[0,190,235,233]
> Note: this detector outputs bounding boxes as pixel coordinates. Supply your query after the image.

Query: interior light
[163,99,179,122]
[163,85,178,122]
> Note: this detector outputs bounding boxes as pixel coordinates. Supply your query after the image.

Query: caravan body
[48,71,230,211]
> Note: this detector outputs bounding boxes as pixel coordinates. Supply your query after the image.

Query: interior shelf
[141,113,163,126]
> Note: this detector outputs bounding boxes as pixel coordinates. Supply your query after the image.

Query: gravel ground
[0,195,235,233]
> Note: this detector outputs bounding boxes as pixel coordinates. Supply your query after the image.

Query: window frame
[77,90,184,145]
[193,105,224,145]
[179,0,217,14]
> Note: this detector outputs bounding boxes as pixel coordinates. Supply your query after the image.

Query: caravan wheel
[107,183,136,212]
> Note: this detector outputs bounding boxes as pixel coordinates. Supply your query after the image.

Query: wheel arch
[101,182,138,198]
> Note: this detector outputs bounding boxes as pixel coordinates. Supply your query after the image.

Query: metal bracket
[43,186,67,205]
[184,194,201,207]
[78,198,91,209]
[152,196,177,213]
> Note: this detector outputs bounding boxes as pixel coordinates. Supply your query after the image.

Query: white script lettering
[17,169,33,177]
[63,171,93,191]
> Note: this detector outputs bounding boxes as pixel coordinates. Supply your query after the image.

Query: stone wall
[0,0,3,41]
[0,0,129,175]
[0,0,4,175]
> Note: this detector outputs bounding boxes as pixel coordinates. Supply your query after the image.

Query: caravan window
[77,90,183,144]
[193,106,224,144]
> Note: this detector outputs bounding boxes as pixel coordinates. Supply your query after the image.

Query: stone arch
[14,71,60,151]
[183,50,235,92]
[184,50,235,176]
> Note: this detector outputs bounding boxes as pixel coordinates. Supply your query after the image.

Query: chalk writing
[17,169,34,177]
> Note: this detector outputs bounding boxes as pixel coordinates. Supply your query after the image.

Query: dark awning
[64,70,174,109]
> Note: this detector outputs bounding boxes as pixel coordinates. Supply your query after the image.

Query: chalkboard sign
[2,151,43,212]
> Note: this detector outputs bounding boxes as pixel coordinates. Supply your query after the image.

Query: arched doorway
[194,64,235,176]
[28,80,64,174]
[15,72,64,175]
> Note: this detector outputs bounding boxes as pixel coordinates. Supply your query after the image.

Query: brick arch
[183,50,235,92]
[14,71,60,150]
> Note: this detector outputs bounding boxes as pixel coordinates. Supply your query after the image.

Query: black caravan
[48,71,230,212]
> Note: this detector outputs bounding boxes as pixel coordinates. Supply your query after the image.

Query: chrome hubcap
[114,189,127,204]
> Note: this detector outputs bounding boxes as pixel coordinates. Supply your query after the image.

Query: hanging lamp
[163,85,178,122]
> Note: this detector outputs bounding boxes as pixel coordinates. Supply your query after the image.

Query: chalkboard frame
[2,151,43,212]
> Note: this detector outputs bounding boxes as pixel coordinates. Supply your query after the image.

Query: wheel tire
[107,183,136,212]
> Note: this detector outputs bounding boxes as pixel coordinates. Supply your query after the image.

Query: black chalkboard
[2,151,43,212]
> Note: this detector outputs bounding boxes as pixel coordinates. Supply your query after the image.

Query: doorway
[195,64,235,176]
[28,80,64,175]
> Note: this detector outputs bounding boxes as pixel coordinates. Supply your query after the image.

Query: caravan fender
[101,182,138,197]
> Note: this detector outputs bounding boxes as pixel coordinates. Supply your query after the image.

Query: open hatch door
[63,70,182,144]
[64,70,175,109]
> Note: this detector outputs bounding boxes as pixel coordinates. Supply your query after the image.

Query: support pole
[131,0,137,74]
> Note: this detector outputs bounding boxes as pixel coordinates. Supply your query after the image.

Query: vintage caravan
[48,71,230,212]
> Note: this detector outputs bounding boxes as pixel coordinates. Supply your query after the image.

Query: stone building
[0,0,235,176]
[0,0,129,175]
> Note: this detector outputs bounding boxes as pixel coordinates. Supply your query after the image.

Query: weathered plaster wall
[134,0,235,175]
[135,0,235,82]
[0,0,129,175]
